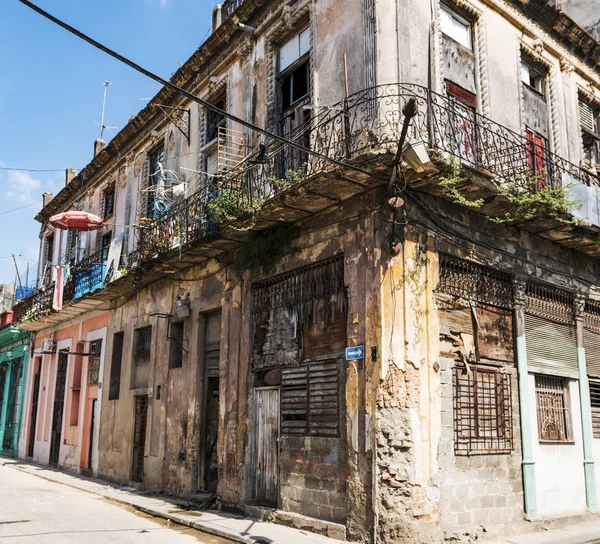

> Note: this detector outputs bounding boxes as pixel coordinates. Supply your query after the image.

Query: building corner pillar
[513,279,537,520]
[575,294,597,511]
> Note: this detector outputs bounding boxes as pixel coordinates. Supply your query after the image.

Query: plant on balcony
[490,174,581,225]
[267,165,309,192]
[438,158,485,209]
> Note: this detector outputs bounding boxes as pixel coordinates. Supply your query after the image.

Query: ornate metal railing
[14,83,599,324]
[12,283,53,323]
[69,248,107,300]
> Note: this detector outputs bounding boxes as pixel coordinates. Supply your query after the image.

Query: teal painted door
[0,363,7,451]
[2,359,23,456]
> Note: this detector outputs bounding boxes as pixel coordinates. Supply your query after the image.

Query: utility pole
[12,254,23,293]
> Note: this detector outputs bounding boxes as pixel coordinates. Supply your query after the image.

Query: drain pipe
[575,294,597,511]
[513,280,537,519]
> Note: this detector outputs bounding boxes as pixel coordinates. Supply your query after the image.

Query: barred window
[535,375,572,442]
[109,332,124,400]
[453,364,513,455]
[134,326,152,365]
[281,360,340,437]
[102,185,115,219]
[87,339,102,386]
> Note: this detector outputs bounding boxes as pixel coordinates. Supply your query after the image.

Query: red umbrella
[49,211,103,231]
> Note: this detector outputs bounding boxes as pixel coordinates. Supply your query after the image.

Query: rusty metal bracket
[153,104,190,145]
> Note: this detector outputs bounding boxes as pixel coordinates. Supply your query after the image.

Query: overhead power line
[18,0,385,181]
[0,202,39,215]
[0,167,70,173]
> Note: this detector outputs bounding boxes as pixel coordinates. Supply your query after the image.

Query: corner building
[13,0,600,542]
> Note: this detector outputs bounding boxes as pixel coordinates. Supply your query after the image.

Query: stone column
[575,294,597,511]
[513,280,537,519]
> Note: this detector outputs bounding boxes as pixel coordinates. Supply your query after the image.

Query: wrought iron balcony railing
[12,283,53,324]
[221,0,245,19]
[14,83,599,325]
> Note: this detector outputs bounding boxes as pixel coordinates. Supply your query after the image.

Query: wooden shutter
[589,379,600,438]
[308,360,340,437]
[579,101,596,134]
[281,366,308,435]
[585,329,600,379]
[525,313,578,378]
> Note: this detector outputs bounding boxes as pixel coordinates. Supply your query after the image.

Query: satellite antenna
[97,81,119,140]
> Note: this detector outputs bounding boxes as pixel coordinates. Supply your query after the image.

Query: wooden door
[131,395,148,482]
[49,352,69,467]
[253,387,279,505]
[27,367,41,457]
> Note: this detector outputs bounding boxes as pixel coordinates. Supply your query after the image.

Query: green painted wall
[0,326,29,458]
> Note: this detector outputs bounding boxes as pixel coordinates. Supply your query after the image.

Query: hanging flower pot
[49,211,103,231]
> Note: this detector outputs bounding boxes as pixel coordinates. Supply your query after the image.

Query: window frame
[521,59,546,97]
[168,320,185,370]
[145,144,165,219]
[535,374,573,443]
[278,27,311,112]
[206,93,227,143]
[102,185,115,220]
[453,363,514,455]
[440,4,473,51]
[133,326,152,366]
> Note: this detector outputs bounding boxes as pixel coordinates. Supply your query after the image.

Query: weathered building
[12,0,600,542]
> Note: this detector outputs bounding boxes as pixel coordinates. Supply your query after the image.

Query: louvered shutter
[589,380,600,438]
[525,313,578,378]
[585,329,600,378]
[579,101,596,134]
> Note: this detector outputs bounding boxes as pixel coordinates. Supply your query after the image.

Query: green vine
[490,174,581,225]
[438,157,484,208]
[234,224,299,275]
[437,156,582,224]
[267,165,308,192]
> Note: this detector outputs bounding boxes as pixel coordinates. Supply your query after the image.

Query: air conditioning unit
[41,338,56,353]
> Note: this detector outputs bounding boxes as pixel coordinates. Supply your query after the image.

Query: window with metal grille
[45,233,54,266]
[453,364,513,455]
[109,332,124,400]
[281,360,340,437]
[100,232,112,263]
[134,326,152,365]
[535,375,572,442]
[102,185,115,219]
[87,339,102,386]
[589,380,600,439]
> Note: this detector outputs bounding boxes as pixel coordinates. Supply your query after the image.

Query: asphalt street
[0,464,232,543]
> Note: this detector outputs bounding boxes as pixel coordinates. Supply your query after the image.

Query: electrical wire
[18,0,389,183]
[0,167,75,173]
[0,202,40,215]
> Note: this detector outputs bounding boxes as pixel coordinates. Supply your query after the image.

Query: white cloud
[5,171,43,205]
[159,0,169,6]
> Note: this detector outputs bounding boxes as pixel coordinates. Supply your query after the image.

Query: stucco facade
[10,0,600,542]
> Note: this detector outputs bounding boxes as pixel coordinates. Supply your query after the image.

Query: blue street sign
[346,345,365,360]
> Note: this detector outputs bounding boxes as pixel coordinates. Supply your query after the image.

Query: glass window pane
[299,28,310,57]
[441,7,471,49]
[521,62,530,86]
[279,36,299,72]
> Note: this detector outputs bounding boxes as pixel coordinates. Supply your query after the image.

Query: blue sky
[0,0,213,286]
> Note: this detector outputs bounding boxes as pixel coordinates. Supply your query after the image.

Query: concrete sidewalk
[482,520,600,544]
[0,458,344,544]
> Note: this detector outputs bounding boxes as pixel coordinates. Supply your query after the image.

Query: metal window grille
[453,364,513,455]
[109,332,124,401]
[526,283,574,324]
[103,186,115,219]
[437,254,513,309]
[134,326,152,365]
[87,340,102,386]
[131,395,148,482]
[145,146,165,219]
[535,375,572,441]
[585,300,600,334]
[589,379,600,439]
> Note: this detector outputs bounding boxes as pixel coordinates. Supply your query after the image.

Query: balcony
[14,83,600,329]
